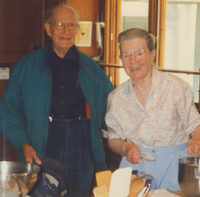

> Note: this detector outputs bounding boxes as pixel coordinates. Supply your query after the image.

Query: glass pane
[120,0,149,84]
[164,0,200,102]
[122,0,149,31]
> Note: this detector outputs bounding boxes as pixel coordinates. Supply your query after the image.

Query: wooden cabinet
[67,0,100,57]
[0,0,43,64]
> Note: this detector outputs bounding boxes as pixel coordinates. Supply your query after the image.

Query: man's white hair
[45,3,80,24]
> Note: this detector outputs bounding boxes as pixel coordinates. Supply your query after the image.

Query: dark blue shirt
[48,44,86,119]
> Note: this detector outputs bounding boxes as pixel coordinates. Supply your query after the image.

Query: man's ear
[44,23,52,37]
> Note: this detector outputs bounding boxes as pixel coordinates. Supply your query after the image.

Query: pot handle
[195,167,200,179]
[27,165,44,195]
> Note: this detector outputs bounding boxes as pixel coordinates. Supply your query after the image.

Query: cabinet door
[0,0,62,97]
[0,0,43,64]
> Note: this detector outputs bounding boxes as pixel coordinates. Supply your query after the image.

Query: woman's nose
[129,54,137,62]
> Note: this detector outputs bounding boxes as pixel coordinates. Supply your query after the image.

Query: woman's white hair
[118,28,157,57]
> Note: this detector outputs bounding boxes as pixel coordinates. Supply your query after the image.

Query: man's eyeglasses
[51,22,79,30]
[121,49,149,60]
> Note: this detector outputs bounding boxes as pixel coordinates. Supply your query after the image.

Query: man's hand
[22,144,42,165]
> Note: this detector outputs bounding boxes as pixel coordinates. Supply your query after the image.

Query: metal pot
[178,156,200,197]
[0,161,40,197]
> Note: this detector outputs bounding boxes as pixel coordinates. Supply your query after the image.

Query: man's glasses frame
[50,22,79,30]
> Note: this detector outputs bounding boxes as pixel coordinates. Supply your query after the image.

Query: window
[122,0,149,31]
[163,0,200,102]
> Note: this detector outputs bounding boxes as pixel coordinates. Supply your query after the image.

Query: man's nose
[63,26,70,32]
[61,24,72,32]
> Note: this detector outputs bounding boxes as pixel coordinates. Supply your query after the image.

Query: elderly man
[0,3,113,197]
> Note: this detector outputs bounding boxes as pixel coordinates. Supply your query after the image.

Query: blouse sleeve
[105,93,125,140]
[176,83,200,135]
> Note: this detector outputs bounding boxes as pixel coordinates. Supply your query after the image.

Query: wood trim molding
[157,0,166,68]
[104,0,121,86]
[148,0,158,35]
[104,0,111,64]
[104,0,121,64]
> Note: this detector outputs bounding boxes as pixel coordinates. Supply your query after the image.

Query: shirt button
[60,99,65,104]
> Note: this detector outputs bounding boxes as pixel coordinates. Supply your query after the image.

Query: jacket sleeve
[0,61,29,150]
[94,62,114,129]
[78,53,114,169]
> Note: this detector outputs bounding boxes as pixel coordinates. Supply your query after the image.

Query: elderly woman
[105,28,200,191]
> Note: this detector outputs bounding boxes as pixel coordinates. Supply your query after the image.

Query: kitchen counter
[149,189,183,197]
[91,189,183,197]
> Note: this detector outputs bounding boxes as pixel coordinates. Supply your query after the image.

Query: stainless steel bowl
[0,161,40,197]
[179,156,200,197]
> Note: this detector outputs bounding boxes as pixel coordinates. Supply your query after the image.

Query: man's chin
[60,44,73,50]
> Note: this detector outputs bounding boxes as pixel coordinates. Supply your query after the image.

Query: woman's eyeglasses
[121,49,149,60]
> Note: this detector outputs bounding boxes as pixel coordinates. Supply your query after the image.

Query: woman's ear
[44,23,52,38]
[150,49,156,62]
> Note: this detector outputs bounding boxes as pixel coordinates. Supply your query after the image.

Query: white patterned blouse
[105,68,200,148]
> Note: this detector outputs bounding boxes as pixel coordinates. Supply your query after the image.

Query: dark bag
[28,157,67,197]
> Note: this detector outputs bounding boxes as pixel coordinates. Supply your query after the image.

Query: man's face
[45,6,79,58]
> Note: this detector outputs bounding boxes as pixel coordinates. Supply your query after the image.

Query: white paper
[109,167,132,197]
[0,67,9,79]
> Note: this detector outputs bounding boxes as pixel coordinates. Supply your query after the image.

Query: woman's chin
[129,71,143,80]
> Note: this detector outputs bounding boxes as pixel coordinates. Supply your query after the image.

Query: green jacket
[0,46,114,169]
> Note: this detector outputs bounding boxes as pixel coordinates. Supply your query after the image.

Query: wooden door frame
[104,0,121,86]
[156,0,166,68]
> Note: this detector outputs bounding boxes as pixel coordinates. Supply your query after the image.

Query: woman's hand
[187,138,200,156]
[22,144,42,165]
[108,138,142,164]
[124,142,142,164]
[188,125,200,156]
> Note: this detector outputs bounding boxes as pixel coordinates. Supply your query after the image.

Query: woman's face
[121,38,155,81]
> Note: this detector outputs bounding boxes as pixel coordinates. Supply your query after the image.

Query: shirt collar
[127,67,161,95]
[47,42,78,66]
[151,68,162,91]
